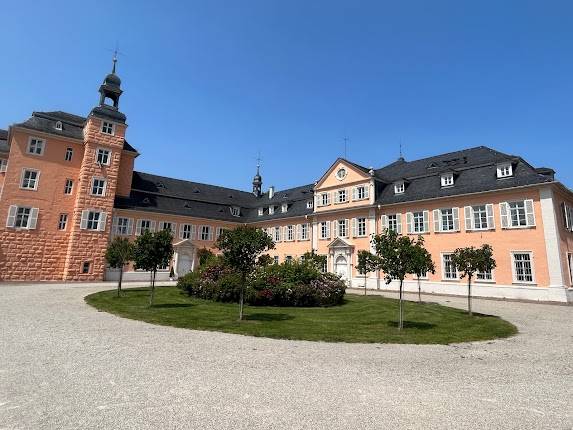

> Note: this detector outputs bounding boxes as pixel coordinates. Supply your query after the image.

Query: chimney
[268,186,275,199]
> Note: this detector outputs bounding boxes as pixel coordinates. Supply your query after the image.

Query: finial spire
[343,136,349,158]
[112,49,118,74]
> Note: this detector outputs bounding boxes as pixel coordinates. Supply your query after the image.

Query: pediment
[315,158,371,190]
[327,237,354,249]
[173,239,196,250]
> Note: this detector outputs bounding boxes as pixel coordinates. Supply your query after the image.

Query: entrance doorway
[335,255,348,280]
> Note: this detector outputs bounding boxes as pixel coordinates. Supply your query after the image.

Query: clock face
[336,168,347,180]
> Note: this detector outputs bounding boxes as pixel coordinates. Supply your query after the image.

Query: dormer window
[101,121,115,135]
[441,172,454,187]
[231,206,241,217]
[269,205,275,215]
[307,200,314,209]
[55,121,63,131]
[258,207,264,216]
[281,203,288,213]
[394,181,405,194]
[497,162,513,178]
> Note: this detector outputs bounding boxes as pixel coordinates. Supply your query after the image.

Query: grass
[85,286,517,344]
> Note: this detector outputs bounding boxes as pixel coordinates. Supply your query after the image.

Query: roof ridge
[376,145,495,170]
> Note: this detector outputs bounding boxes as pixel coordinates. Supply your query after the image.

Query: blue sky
[2,1,572,191]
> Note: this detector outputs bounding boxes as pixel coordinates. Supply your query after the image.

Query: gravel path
[0,283,571,429]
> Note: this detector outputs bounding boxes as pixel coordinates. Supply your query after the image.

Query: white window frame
[90,177,107,196]
[476,268,495,283]
[511,251,535,284]
[465,204,495,231]
[319,221,330,240]
[394,181,405,195]
[58,213,68,231]
[497,162,513,178]
[281,203,288,213]
[440,172,454,187]
[273,226,281,242]
[65,147,73,162]
[353,185,368,201]
[159,221,176,233]
[0,158,7,173]
[20,168,40,190]
[285,225,294,241]
[6,205,39,230]
[269,205,275,215]
[55,121,63,131]
[258,207,264,216]
[27,137,45,156]
[180,223,193,240]
[135,219,155,235]
[337,219,348,238]
[567,253,573,285]
[335,189,347,204]
[441,253,458,280]
[231,206,241,217]
[101,121,115,135]
[64,179,74,195]
[112,216,133,236]
[501,200,535,229]
[299,223,309,241]
[408,211,429,234]
[354,217,367,237]
[80,210,107,231]
[319,192,331,207]
[95,148,111,166]
[434,208,459,232]
[199,225,213,241]
[306,200,314,209]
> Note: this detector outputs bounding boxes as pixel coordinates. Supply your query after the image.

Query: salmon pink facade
[1,62,572,303]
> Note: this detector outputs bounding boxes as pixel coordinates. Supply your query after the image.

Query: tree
[301,250,327,272]
[197,248,216,267]
[257,253,274,267]
[105,237,134,298]
[372,229,427,330]
[410,238,435,303]
[356,250,378,295]
[216,226,274,320]
[451,244,496,316]
[133,229,174,306]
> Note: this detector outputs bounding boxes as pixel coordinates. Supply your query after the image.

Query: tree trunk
[149,270,156,307]
[117,266,123,298]
[238,272,246,321]
[417,276,421,303]
[364,273,367,295]
[398,279,404,330]
[468,275,472,316]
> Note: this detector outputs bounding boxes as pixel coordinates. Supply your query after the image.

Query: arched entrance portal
[335,255,348,280]
[173,239,196,278]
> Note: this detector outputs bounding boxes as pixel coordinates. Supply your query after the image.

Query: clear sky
[2,1,572,191]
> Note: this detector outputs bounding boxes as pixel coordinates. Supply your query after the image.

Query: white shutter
[135,219,142,235]
[500,202,509,228]
[179,224,185,240]
[381,215,388,231]
[464,206,473,231]
[352,187,357,201]
[433,209,440,232]
[562,203,569,230]
[6,205,17,227]
[191,225,197,239]
[325,222,331,239]
[171,223,178,235]
[345,219,350,238]
[112,216,119,234]
[452,207,460,231]
[396,213,402,234]
[364,185,369,199]
[98,212,107,231]
[127,218,134,235]
[351,218,357,237]
[486,204,495,229]
[28,208,39,229]
[406,212,413,234]
[332,220,338,238]
[208,226,213,241]
[423,210,430,233]
[525,199,535,226]
[80,210,89,229]
[150,220,156,232]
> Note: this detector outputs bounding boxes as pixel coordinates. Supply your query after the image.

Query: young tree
[133,229,174,306]
[216,226,274,320]
[105,237,134,297]
[356,250,378,295]
[372,230,425,330]
[410,238,435,303]
[451,244,496,316]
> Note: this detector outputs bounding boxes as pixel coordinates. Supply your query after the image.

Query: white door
[177,254,192,277]
[335,255,348,280]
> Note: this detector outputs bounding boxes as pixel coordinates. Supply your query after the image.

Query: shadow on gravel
[246,313,294,322]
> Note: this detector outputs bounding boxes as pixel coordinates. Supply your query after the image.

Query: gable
[315,159,371,190]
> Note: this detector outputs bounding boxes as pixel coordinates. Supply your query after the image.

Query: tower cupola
[90,53,126,123]
[252,163,263,197]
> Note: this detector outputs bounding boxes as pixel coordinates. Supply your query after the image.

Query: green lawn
[85,287,517,344]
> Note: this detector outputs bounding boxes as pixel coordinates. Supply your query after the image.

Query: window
[91,178,107,196]
[64,179,73,195]
[497,162,513,178]
[285,255,293,263]
[388,214,399,233]
[319,192,330,206]
[307,200,314,209]
[337,219,348,238]
[216,227,224,239]
[58,213,68,230]
[0,158,8,173]
[299,223,309,240]
[80,210,106,231]
[562,203,573,232]
[27,138,45,155]
[442,254,458,280]
[136,219,154,235]
[82,262,91,274]
[6,206,39,229]
[319,221,330,239]
[96,148,111,166]
[434,208,459,232]
[65,147,73,161]
[408,211,428,234]
[258,208,264,216]
[512,252,534,283]
[101,121,115,135]
[568,253,573,284]
[231,206,241,217]
[336,167,347,180]
[281,203,288,213]
[476,268,493,281]
[394,181,405,194]
[336,189,347,203]
[269,206,275,215]
[273,226,281,242]
[441,173,454,187]
[159,221,175,232]
[353,217,367,237]
[112,217,132,235]
[21,169,40,190]
[273,256,279,264]
[200,225,213,241]
[501,200,535,228]
[180,224,193,240]
[464,204,495,231]
[55,121,63,131]
[321,259,327,273]
[353,185,368,201]
[285,225,294,241]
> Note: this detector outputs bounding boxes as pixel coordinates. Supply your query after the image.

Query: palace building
[1,62,572,303]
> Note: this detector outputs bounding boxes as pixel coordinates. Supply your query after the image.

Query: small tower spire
[112,50,118,74]
[252,153,263,197]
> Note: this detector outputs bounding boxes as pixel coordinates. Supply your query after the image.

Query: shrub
[177,260,346,307]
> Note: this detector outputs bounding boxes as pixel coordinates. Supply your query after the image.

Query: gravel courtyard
[0,283,571,430]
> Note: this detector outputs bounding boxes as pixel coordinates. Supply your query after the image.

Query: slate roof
[13,111,137,153]
[0,129,8,153]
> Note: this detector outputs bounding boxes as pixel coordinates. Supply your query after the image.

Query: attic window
[394,181,405,195]
[281,203,288,213]
[156,182,165,188]
[307,200,314,209]
[497,162,513,178]
[427,162,438,169]
[184,201,193,208]
[441,173,454,187]
[192,188,200,193]
[142,197,150,204]
[231,206,241,217]
[269,205,275,215]
[258,207,264,216]
[55,121,63,131]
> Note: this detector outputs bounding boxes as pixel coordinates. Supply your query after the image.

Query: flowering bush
[177,260,346,307]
